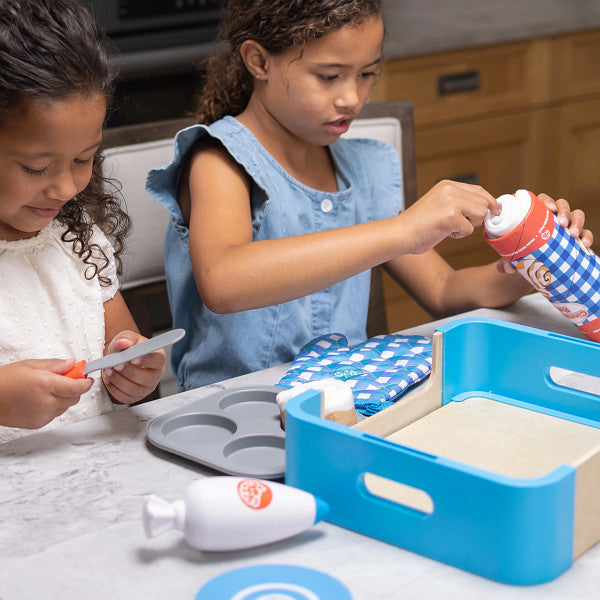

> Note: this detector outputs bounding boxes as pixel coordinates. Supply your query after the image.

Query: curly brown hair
[194,0,383,125]
[0,0,130,286]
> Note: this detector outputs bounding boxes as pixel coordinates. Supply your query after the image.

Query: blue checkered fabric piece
[277,333,432,416]
[517,217,600,323]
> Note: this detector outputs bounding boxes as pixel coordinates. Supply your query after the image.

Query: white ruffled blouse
[0,220,119,443]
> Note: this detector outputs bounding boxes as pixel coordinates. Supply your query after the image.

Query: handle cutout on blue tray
[549,367,600,397]
[363,473,434,515]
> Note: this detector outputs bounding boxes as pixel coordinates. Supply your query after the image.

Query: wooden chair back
[350,102,417,337]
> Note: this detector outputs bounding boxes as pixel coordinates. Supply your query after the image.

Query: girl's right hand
[399,180,500,255]
[0,359,93,430]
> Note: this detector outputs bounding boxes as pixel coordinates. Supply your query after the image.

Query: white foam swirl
[484,189,532,238]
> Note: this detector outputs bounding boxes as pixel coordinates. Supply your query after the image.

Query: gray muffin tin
[146,385,285,480]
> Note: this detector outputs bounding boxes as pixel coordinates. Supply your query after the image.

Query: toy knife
[64,328,185,379]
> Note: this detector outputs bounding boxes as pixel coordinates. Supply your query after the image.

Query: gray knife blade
[83,328,185,375]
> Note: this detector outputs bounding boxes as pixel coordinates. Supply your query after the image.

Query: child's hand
[536,193,593,247]
[101,331,166,404]
[496,192,594,275]
[400,180,500,254]
[0,359,93,429]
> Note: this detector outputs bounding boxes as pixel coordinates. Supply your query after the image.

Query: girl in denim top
[147,0,591,391]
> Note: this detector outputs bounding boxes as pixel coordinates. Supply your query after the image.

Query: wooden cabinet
[373,30,600,332]
[372,40,552,127]
[550,31,600,240]
[551,98,600,236]
[552,30,600,100]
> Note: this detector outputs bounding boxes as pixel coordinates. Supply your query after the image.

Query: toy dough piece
[276,378,356,429]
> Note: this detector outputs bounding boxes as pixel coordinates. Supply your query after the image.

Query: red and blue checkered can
[485,190,600,342]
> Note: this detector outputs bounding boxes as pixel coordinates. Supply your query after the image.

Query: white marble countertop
[2,293,600,600]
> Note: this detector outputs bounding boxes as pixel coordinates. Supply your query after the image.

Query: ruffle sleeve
[145,124,210,227]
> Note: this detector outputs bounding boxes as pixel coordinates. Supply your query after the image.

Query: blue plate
[195,564,352,599]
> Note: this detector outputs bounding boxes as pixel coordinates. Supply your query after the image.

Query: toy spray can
[484,189,600,342]
[142,476,329,551]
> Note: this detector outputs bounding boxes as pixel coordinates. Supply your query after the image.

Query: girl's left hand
[101,331,166,404]
[496,192,594,274]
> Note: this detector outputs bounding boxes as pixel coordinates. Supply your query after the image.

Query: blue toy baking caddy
[284,318,600,585]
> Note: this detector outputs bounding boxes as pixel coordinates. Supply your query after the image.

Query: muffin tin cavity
[161,414,237,445]
[220,390,280,419]
[223,435,285,474]
[146,386,285,479]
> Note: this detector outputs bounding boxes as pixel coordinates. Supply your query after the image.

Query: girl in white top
[0,0,166,442]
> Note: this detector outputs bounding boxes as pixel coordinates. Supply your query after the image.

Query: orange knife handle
[64,360,87,379]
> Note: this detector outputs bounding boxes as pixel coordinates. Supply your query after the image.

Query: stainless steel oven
[79,0,223,125]
[80,0,222,77]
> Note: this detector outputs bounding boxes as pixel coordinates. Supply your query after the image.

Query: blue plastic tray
[285,318,600,585]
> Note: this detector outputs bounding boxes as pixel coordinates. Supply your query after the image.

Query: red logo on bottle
[237,479,273,510]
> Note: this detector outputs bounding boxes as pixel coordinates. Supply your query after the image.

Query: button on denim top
[146,116,403,390]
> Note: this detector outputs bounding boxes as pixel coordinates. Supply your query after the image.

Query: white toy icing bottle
[142,477,329,551]
[484,189,600,342]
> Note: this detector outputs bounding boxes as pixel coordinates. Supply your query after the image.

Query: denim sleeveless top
[146,116,402,390]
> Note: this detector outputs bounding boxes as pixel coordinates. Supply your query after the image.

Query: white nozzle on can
[142,494,185,538]
[484,189,532,238]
